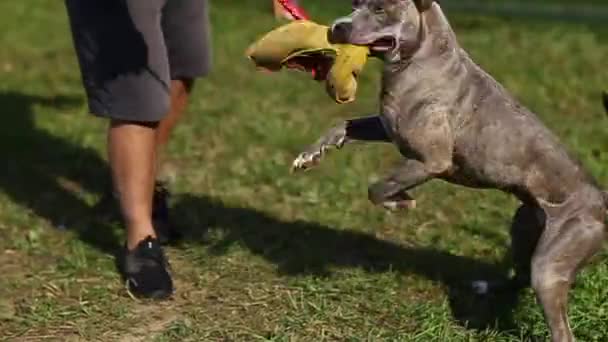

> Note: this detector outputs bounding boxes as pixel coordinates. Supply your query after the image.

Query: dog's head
[330,0,434,61]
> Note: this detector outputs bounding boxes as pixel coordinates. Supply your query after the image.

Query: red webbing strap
[276,0,310,20]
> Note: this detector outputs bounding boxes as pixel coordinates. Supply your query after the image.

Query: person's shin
[108,120,159,250]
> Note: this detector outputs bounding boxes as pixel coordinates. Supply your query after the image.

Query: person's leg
[154,79,194,183]
[157,0,211,157]
[156,79,193,151]
[108,120,158,250]
[149,0,212,242]
[66,0,174,299]
[150,79,194,243]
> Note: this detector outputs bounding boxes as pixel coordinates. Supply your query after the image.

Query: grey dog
[291,1,607,341]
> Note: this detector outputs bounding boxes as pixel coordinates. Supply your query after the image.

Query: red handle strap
[276,0,310,20]
[275,1,325,78]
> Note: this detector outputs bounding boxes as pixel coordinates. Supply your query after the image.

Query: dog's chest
[379,77,429,157]
[379,100,420,159]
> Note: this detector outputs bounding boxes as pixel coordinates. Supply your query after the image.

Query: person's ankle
[126,223,157,250]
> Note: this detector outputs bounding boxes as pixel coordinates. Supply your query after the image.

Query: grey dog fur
[292,1,607,341]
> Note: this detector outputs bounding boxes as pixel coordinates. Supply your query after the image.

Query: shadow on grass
[0,91,120,254]
[172,193,524,334]
[0,91,523,334]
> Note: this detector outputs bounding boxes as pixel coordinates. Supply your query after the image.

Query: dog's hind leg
[531,213,605,342]
[292,115,390,171]
[469,203,545,295]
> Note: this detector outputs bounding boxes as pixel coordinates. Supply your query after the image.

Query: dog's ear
[414,0,434,12]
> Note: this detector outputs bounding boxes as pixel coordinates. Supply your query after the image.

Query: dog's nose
[329,17,353,44]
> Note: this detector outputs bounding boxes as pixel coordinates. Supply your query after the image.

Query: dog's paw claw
[291,150,322,172]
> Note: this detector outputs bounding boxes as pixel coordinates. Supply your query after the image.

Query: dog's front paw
[291,128,348,173]
[291,149,322,172]
[369,186,417,211]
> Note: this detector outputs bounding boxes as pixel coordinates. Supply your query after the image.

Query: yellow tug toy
[246,20,370,104]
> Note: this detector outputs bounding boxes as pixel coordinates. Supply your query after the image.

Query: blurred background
[0,1,606,341]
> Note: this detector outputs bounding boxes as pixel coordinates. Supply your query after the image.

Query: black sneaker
[152,181,181,244]
[119,236,174,299]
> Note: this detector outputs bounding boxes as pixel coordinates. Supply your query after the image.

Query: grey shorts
[66,0,212,122]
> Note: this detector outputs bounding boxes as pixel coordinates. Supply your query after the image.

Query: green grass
[0,0,607,341]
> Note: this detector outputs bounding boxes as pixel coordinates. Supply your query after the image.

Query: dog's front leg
[292,115,390,172]
[368,159,433,210]
[369,112,454,210]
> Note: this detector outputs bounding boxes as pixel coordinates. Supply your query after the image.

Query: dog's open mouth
[369,37,397,52]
